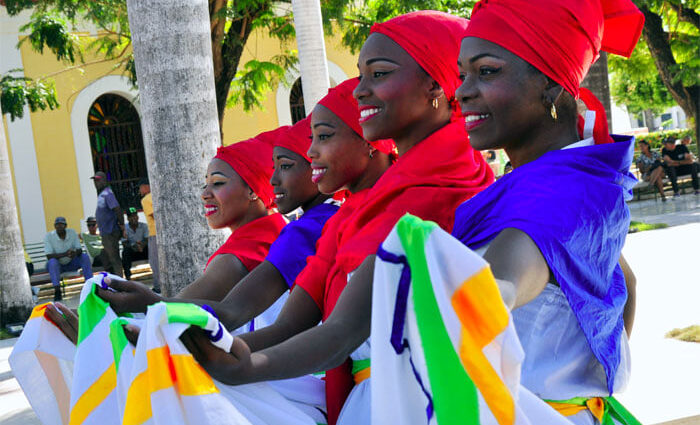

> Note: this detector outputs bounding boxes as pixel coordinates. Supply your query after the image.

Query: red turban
[318,78,397,155]
[214,137,275,209]
[465,0,644,98]
[274,117,311,162]
[370,11,470,101]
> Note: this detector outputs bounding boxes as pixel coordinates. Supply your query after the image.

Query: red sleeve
[294,254,330,311]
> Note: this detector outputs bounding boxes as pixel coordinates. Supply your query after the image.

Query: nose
[270,167,280,187]
[455,74,478,110]
[201,183,212,201]
[353,76,369,101]
[307,138,319,160]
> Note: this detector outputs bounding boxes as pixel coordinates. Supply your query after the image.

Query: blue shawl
[451,135,636,394]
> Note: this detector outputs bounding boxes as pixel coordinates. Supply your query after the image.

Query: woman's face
[270,146,319,214]
[308,104,370,194]
[455,37,548,151]
[354,33,433,143]
[640,143,650,154]
[201,159,251,229]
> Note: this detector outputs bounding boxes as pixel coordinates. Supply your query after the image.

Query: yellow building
[1,8,357,246]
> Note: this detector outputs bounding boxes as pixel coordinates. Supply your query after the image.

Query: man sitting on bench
[44,216,93,301]
[662,137,699,197]
[122,207,149,280]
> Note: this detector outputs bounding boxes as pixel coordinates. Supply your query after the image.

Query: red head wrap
[317,78,397,155]
[214,137,275,209]
[370,11,470,102]
[465,0,644,98]
[273,117,311,162]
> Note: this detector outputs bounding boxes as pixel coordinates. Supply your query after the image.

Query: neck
[505,123,579,168]
[227,203,269,233]
[57,231,66,239]
[129,222,138,230]
[347,153,392,194]
[394,108,452,156]
[301,192,331,212]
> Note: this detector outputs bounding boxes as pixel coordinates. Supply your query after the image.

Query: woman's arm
[482,228,550,309]
[183,256,374,385]
[619,254,636,338]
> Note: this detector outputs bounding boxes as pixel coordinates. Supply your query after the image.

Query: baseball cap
[127,207,138,216]
[137,177,150,186]
[54,216,67,225]
[90,171,107,180]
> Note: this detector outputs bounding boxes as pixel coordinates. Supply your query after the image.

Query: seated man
[662,137,699,196]
[121,207,149,280]
[81,216,112,272]
[44,216,93,301]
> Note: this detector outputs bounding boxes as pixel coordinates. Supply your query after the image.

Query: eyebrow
[275,154,295,160]
[364,57,400,66]
[207,171,229,178]
[469,53,503,63]
[313,122,335,129]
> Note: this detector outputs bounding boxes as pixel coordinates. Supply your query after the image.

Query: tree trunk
[643,109,655,132]
[127,0,226,296]
[581,52,612,132]
[291,0,330,115]
[0,108,33,326]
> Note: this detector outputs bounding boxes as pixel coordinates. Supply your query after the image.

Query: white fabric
[336,342,371,425]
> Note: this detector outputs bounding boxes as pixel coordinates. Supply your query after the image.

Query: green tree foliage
[615,1,700,147]
[0,70,59,121]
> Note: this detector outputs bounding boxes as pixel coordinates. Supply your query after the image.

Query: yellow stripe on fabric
[353,367,371,385]
[451,266,514,425]
[122,346,219,425]
[69,364,117,425]
[546,398,606,424]
[29,303,51,321]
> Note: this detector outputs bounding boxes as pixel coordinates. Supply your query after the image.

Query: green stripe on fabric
[109,318,130,372]
[396,214,480,425]
[77,284,109,345]
[164,303,210,328]
[605,396,642,425]
[351,358,371,375]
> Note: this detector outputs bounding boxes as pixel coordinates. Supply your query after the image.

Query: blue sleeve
[266,218,324,288]
[106,190,119,209]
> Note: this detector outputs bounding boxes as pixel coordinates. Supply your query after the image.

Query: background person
[92,171,124,276]
[139,178,160,292]
[81,216,112,271]
[636,140,667,201]
[44,216,92,301]
[122,207,149,280]
[661,137,699,196]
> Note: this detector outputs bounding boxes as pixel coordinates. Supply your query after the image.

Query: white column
[0,9,48,245]
[291,0,330,115]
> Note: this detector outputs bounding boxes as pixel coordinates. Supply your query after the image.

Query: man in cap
[81,216,111,272]
[44,216,93,301]
[91,171,124,276]
[122,207,149,280]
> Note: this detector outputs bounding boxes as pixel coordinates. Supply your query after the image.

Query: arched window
[289,78,306,124]
[87,94,147,210]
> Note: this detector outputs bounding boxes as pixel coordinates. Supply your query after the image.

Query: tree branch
[669,3,700,30]
[40,43,131,78]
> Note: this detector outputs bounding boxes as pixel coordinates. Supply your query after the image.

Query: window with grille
[289,78,306,124]
[88,94,148,211]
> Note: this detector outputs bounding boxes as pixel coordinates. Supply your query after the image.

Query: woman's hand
[96,278,162,314]
[179,327,253,385]
[45,302,79,345]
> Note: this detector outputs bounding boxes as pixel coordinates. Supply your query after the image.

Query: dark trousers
[102,229,124,277]
[122,245,148,280]
[665,163,700,193]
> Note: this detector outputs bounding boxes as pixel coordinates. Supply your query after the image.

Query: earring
[550,103,558,120]
[432,98,439,109]
[251,193,258,201]
[369,149,374,159]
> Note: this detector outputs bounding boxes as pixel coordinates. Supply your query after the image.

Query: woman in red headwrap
[181,12,493,425]
[90,135,287,316]
[441,1,643,423]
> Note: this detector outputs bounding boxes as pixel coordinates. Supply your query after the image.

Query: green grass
[629,221,668,233]
[666,325,700,343]
[0,328,16,340]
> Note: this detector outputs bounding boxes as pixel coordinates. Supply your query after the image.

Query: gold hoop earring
[251,193,258,201]
[550,104,558,120]
[369,149,374,159]
[432,98,439,109]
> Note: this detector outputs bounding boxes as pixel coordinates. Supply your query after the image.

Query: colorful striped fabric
[122,301,319,425]
[9,303,76,425]
[371,214,574,425]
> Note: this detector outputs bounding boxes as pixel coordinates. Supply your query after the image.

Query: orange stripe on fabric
[36,350,71,425]
[122,346,219,425]
[546,398,605,423]
[451,266,514,425]
[69,364,117,425]
[353,367,371,385]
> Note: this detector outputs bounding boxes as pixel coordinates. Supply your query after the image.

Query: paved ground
[1,195,699,425]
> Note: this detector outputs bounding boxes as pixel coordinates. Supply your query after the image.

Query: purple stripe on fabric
[377,243,433,421]
[248,321,255,333]
[201,304,224,342]
[377,244,411,354]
